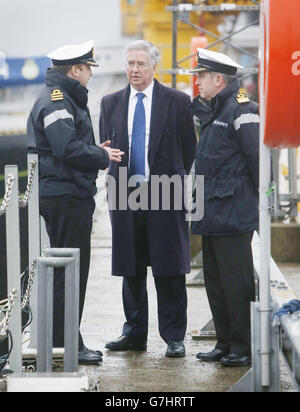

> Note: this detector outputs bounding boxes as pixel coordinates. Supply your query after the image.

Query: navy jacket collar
[193,78,240,123]
[210,78,240,112]
[45,68,88,109]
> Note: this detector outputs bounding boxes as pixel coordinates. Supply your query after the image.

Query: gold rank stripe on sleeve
[51,89,64,101]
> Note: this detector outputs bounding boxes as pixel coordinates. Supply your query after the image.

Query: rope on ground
[272,299,300,326]
[0,331,13,377]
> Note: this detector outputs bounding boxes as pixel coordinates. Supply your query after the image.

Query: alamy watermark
[96,167,204,222]
[292,51,300,76]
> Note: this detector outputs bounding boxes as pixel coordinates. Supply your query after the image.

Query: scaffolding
[166,0,260,88]
[167,0,299,223]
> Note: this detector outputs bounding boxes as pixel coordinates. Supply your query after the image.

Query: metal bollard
[5,165,22,373]
[37,253,79,373]
[43,248,80,371]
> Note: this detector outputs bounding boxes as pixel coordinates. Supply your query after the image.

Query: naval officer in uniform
[190,49,259,367]
[27,41,123,364]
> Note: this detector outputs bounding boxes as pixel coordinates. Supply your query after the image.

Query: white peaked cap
[197,48,243,69]
[47,40,98,67]
[189,48,243,75]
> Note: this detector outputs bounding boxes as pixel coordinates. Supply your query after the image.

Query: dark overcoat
[99,79,197,277]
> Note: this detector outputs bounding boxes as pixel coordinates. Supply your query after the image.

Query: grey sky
[0,0,134,57]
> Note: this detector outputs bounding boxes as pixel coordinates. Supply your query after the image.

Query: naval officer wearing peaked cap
[27,40,123,365]
[190,48,259,367]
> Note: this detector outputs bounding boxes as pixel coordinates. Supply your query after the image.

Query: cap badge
[51,89,64,101]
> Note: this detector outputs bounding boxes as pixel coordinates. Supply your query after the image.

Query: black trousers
[202,232,255,355]
[40,195,95,350]
[122,210,187,343]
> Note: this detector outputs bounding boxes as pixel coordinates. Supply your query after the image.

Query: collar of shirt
[129,81,154,101]
[128,81,154,182]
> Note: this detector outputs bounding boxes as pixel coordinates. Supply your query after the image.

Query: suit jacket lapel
[116,84,130,156]
[148,80,170,169]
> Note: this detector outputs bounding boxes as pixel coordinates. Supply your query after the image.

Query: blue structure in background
[0,56,51,88]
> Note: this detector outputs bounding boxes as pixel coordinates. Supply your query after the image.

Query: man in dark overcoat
[99,40,197,357]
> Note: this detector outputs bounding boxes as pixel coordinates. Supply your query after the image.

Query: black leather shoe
[88,348,103,357]
[220,353,251,367]
[165,341,186,358]
[81,345,103,358]
[78,347,103,365]
[105,335,147,351]
[196,348,229,362]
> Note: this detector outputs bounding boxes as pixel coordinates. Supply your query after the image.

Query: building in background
[0,0,138,139]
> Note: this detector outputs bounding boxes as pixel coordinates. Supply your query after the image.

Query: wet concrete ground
[78,210,300,392]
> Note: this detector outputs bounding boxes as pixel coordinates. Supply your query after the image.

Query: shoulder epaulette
[236,88,250,104]
[51,89,64,102]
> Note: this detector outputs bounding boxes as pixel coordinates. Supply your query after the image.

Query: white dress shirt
[128,81,154,182]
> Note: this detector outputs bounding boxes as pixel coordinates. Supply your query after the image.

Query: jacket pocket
[205,177,239,199]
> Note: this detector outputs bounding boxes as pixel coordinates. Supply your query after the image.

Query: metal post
[5,165,22,373]
[288,148,298,219]
[171,0,178,89]
[37,260,53,373]
[230,300,280,392]
[271,149,281,219]
[37,255,79,373]
[40,216,50,252]
[43,248,80,373]
[28,153,40,348]
[64,258,77,372]
[259,14,272,388]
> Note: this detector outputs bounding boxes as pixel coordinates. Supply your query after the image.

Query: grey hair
[123,40,161,67]
[210,71,236,85]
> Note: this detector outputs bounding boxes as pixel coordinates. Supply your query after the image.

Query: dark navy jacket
[27,68,109,199]
[191,79,259,236]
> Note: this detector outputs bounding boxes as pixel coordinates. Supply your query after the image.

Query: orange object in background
[261,0,300,148]
[190,36,208,99]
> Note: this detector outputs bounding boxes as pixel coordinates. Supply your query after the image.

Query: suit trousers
[202,232,255,355]
[122,210,187,343]
[40,195,95,350]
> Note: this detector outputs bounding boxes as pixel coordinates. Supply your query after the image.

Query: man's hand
[100,140,124,162]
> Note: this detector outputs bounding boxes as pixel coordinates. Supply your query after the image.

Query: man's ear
[215,73,223,86]
[68,65,78,79]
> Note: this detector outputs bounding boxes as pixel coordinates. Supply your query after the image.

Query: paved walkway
[78,209,299,392]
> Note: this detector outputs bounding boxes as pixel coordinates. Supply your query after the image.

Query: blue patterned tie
[129,92,146,185]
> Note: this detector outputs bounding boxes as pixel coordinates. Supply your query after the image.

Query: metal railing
[230,232,300,392]
[0,156,80,376]
[37,251,80,373]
